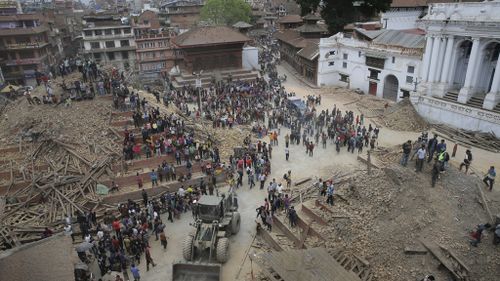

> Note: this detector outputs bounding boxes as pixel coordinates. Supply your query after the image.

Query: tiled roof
[173,26,250,47]
[274,29,306,48]
[295,23,328,34]
[297,40,319,61]
[302,14,321,21]
[278,14,302,24]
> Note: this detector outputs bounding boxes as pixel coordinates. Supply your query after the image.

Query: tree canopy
[295,0,390,33]
[200,0,252,26]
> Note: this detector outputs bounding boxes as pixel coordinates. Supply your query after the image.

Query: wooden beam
[298,220,312,249]
[476,183,494,224]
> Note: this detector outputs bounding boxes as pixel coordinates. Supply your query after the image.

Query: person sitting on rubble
[470,223,491,247]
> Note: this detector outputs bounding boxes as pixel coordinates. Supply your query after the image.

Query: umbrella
[96,184,109,195]
[75,241,93,252]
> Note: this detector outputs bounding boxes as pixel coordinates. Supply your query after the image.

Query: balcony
[3,56,46,66]
[0,26,49,36]
[83,46,136,53]
[2,42,50,50]
[137,55,175,63]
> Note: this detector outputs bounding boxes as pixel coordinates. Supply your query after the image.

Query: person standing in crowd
[401,140,412,167]
[415,145,426,172]
[131,264,140,281]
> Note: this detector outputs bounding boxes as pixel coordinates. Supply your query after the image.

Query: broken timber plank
[294,177,312,186]
[256,224,283,251]
[404,246,428,255]
[301,204,327,225]
[272,215,303,248]
[476,183,494,224]
[298,220,312,249]
[438,244,471,273]
[419,239,468,281]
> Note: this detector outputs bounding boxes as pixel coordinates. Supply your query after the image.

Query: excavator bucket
[172,262,221,281]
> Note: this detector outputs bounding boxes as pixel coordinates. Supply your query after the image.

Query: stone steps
[171,69,259,89]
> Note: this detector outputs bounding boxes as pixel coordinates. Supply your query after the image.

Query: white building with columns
[413,0,500,135]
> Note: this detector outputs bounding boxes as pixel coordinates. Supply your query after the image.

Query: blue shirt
[131,266,140,278]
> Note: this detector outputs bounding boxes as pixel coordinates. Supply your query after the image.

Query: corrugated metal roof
[372,29,425,49]
[354,28,385,40]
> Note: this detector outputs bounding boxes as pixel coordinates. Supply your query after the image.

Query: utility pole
[194,70,203,111]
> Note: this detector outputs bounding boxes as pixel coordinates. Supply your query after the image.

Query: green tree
[200,0,252,26]
[296,0,390,33]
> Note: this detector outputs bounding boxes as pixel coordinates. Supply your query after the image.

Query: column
[427,36,442,83]
[440,36,455,83]
[483,53,500,110]
[421,36,434,82]
[458,37,480,103]
[435,37,448,82]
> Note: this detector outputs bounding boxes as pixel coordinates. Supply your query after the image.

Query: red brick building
[134,10,161,36]
[161,0,203,31]
[172,26,250,73]
[0,13,53,85]
[135,31,176,78]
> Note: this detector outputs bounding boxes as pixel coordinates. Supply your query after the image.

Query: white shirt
[417,148,426,159]
[178,187,186,197]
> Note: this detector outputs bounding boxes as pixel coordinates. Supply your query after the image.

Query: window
[105,41,115,48]
[340,74,349,82]
[104,29,112,35]
[19,51,34,59]
[407,65,415,74]
[94,30,102,36]
[401,89,410,98]
[121,51,129,59]
[93,53,101,60]
[358,51,362,57]
[406,76,413,84]
[369,69,380,80]
[143,20,149,25]
[120,40,130,47]
[328,61,334,66]
[90,42,100,49]
[342,62,347,69]
[392,56,396,63]
[343,53,348,60]
[124,28,131,34]
[108,52,115,60]
[328,50,336,56]
[114,28,122,35]
[84,30,92,36]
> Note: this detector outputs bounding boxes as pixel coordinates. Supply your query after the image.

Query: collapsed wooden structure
[0,139,117,249]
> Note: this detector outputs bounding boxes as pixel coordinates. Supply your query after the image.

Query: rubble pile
[379,99,430,132]
[251,158,500,281]
[0,96,119,161]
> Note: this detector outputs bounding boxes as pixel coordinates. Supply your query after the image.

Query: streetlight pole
[193,70,203,111]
